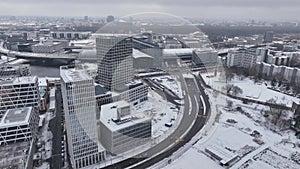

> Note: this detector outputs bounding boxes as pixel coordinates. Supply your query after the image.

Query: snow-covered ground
[162,87,300,169]
[200,71,300,107]
[151,75,183,99]
[133,87,181,139]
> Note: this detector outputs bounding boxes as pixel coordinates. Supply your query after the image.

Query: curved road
[102,74,210,169]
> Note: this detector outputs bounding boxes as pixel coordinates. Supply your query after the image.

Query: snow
[151,75,183,99]
[133,88,181,139]
[161,85,300,169]
[164,148,223,169]
[200,71,300,107]
[35,162,50,169]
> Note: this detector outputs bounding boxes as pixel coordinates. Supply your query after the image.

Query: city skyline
[0,0,300,21]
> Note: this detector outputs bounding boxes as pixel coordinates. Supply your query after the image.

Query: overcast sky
[1,0,300,21]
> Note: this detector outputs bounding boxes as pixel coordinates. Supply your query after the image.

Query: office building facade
[0,76,40,119]
[0,107,38,145]
[96,35,133,90]
[60,66,105,169]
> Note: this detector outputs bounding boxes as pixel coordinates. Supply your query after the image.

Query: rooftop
[0,141,31,168]
[206,145,239,165]
[100,101,151,132]
[0,107,33,127]
[60,66,92,83]
[0,76,37,85]
[133,49,153,59]
[95,84,110,96]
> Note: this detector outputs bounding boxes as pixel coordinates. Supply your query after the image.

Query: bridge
[0,41,77,61]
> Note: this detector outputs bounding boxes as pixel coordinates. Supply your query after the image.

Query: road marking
[188,95,192,115]
[194,95,199,116]
[200,95,206,116]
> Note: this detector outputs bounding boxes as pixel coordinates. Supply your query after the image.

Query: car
[165,123,172,127]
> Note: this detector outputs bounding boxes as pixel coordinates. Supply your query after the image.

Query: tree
[231,86,243,96]
[226,100,233,108]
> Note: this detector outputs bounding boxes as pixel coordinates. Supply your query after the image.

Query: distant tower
[263,31,274,43]
[60,66,105,169]
[96,35,133,90]
[106,15,115,23]
[84,16,89,21]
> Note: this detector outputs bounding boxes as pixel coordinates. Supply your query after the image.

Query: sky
[0,0,300,21]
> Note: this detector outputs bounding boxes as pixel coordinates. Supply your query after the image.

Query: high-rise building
[60,66,105,169]
[96,35,133,90]
[0,76,40,119]
[263,31,274,43]
[0,107,39,145]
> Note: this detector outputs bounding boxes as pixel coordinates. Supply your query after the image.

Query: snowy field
[132,79,182,139]
[162,88,300,169]
[199,71,300,107]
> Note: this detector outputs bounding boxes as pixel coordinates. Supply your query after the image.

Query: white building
[100,101,151,154]
[60,66,105,169]
[227,48,262,69]
[0,107,38,145]
[0,76,40,118]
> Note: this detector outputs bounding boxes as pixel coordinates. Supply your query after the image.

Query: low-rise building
[100,101,151,154]
[205,145,239,166]
[31,41,68,53]
[51,31,91,40]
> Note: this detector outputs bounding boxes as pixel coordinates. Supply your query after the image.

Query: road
[102,73,210,169]
[48,89,64,169]
[143,78,181,106]
[0,41,77,60]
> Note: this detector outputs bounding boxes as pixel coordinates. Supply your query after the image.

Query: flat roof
[60,66,92,83]
[133,49,153,59]
[0,107,33,127]
[0,141,31,168]
[95,84,110,95]
[100,101,151,132]
[206,145,239,164]
[0,76,37,85]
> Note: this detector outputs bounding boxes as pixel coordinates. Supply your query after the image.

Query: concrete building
[0,141,36,169]
[263,31,274,43]
[0,76,40,119]
[60,66,106,169]
[0,64,31,77]
[96,35,133,90]
[226,48,262,69]
[100,101,151,154]
[0,107,38,145]
[256,62,300,83]
[192,48,218,67]
[51,31,91,40]
[31,41,68,53]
